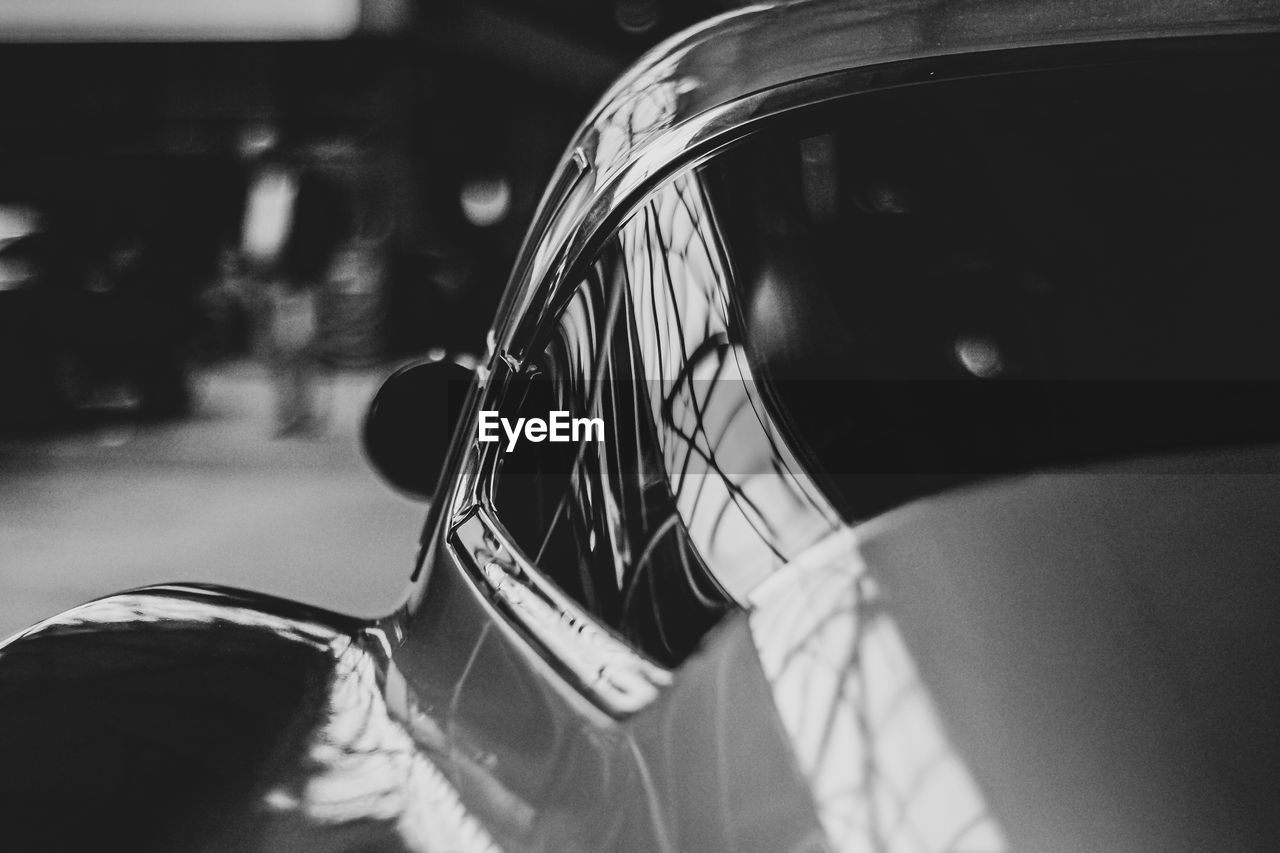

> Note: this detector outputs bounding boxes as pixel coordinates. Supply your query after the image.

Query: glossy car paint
[0,585,499,852]
[491,0,1280,356]
[4,2,1280,851]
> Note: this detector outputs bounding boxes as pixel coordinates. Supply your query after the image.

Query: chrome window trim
[501,34,1280,361]
[488,147,592,355]
[442,341,677,720]
[448,506,673,718]
[408,149,592,587]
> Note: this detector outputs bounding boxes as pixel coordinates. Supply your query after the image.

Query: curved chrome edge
[0,584,504,853]
[0,582,365,652]
[500,8,1280,357]
[447,506,673,718]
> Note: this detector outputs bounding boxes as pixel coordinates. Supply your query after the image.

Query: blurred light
[955,335,1004,378]
[613,0,659,34]
[238,123,280,160]
[0,0,360,41]
[0,205,39,242]
[459,177,511,228]
[452,352,481,371]
[242,166,297,264]
[0,257,35,290]
[747,269,796,363]
[0,206,40,290]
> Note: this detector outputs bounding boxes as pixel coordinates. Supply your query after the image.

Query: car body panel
[5,2,1280,851]
[397,500,829,851]
[850,448,1280,851]
[0,585,498,853]
[401,6,1280,848]
[748,445,1280,851]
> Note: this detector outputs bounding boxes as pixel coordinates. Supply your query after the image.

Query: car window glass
[700,49,1280,519]
[490,245,737,666]
[613,172,840,600]
[490,260,611,615]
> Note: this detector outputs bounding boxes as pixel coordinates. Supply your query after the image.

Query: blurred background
[0,0,745,637]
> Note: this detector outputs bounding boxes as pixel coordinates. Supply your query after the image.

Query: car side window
[487,168,843,669]
[613,171,840,600]
[489,233,739,668]
[489,257,614,618]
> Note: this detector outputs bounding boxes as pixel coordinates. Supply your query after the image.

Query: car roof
[583,0,1279,172]
[498,0,1280,354]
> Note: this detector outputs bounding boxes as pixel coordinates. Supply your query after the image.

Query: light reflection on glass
[617,172,839,599]
[749,529,1008,853]
[954,336,1003,379]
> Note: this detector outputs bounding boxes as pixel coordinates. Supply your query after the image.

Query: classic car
[4,1,1280,850]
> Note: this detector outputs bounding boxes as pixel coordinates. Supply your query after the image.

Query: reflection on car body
[5,1,1280,850]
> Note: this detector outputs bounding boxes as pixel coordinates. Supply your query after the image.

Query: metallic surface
[6,3,1280,852]
[399,534,830,851]
[495,0,1280,357]
[842,448,1280,850]
[416,4,1280,847]
[450,507,672,716]
[744,450,1280,850]
[0,585,499,852]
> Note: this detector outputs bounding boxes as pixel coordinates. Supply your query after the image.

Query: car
[0,204,64,429]
[4,1,1280,850]
[0,215,195,429]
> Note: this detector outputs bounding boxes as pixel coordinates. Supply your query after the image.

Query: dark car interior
[703,41,1280,519]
